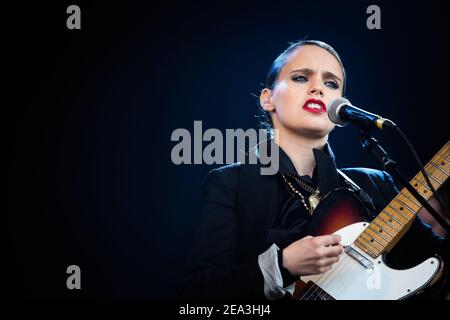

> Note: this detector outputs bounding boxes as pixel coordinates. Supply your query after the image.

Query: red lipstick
[302,98,326,114]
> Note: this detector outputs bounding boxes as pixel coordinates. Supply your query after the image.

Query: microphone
[327,97,396,130]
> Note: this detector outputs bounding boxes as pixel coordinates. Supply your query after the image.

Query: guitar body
[287,188,444,300]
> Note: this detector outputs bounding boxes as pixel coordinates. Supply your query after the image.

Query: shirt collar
[278,142,342,195]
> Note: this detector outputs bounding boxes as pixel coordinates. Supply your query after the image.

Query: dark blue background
[5,0,449,298]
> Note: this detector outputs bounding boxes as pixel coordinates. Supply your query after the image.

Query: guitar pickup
[344,246,373,269]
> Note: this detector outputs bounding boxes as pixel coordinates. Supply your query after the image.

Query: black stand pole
[360,131,450,234]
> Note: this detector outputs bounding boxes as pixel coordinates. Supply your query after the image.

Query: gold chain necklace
[281,173,321,215]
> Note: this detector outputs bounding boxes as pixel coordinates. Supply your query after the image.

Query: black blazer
[180,160,447,299]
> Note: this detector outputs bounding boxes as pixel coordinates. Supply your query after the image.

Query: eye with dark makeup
[291,75,339,90]
[292,75,308,83]
[324,80,339,89]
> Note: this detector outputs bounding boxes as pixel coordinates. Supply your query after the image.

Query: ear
[259,88,275,112]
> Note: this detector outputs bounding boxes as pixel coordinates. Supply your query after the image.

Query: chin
[275,117,333,138]
[295,123,332,139]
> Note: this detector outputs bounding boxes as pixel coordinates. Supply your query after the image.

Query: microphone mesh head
[327,97,351,126]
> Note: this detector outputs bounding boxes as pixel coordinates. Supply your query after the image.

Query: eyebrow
[290,68,343,84]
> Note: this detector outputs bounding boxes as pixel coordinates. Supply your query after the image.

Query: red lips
[302,98,326,114]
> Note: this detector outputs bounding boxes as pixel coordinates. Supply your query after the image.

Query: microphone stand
[359,129,450,234]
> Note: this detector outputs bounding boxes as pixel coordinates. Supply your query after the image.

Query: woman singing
[180,40,449,300]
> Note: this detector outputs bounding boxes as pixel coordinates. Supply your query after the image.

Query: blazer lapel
[237,161,279,257]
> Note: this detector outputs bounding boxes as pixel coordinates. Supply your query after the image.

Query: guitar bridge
[344,245,373,269]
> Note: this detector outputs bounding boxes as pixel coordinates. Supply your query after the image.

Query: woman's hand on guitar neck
[282,234,344,276]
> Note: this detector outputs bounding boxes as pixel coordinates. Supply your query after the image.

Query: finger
[314,234,341,247]
[318,256,340,268]
[322,244,344,257]
[318,265,333,274]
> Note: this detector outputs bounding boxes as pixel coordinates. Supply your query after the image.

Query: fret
[371,220,395,239]
[435,159,449,170]
[355,239,379,258]
[435,150,450,161]
[411,159,447,190]
[378,215,400,232]
[423,149,449,183]
[302,284,335,300]
[373,218,397,237]
[412,177,431,190]
[360,239,384,255]
[391,198,416,216]
[358,233,381,250]
[398,190,422,209]
[414,174,441,188]
[359,232,385,251]
[420,167,445,188]
[364,227,389,246]
[400,190,422,208]
[381,209,405,228]
[351,141,449,259]
[365,233,386,249]
[427,161,449,176]
[387,204,409,222]
[366,225,390,243]
[419,176,441,191]
[430,157,449,169]
[434,148,448,159]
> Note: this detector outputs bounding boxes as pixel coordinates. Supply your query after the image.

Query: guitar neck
[354,141,450,258]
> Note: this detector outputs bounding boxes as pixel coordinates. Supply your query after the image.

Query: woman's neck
[274,128,328,178]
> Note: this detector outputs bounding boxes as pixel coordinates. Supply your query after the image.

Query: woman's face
[263,45,344,140]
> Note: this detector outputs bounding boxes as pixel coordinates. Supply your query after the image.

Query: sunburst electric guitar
[285,140,449,300]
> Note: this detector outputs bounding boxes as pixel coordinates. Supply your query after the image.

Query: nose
[308,78,324,97]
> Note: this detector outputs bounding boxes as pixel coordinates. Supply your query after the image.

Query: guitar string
[330,240,392,299]
[289,169,367,298]
[302,219,396,297]
[323,150,449,299]
[283,175,350,299]
[300,253,352,300]
[308,189,430,297]
[323,253,361,299]
[312,205,407,299]
[301,248,354,300]
[299,235,359,299]
[318,252,361,300]
[307,230,395,300]
[332,249,381,299]
[301,255,350,300]
[300,150,448,299]
[302,151,448,300]
[389,149,449,224]
[314,242,375,300]
[316,244,371,300]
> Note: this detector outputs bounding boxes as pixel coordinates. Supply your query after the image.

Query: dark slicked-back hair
[259,40,346,130]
